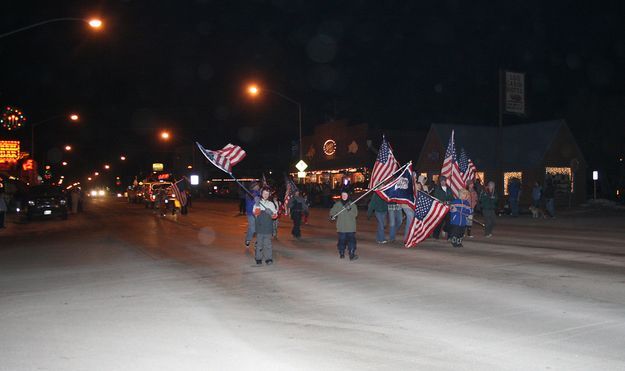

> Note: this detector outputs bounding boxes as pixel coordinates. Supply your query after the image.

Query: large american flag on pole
[196,142,246,174]
[404,191,449,248]
[440,130,464,197]
[368,136,398,189]
[283,175,298,216]
[458,148,477,185]
[172,179,188,206]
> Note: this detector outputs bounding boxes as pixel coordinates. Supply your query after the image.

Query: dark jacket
[367,193,388,216]
[479,190,498,210]
[254,199,277,234]
[288,195,308,215]
[433,185,454,203]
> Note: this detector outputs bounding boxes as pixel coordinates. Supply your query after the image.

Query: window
[504,172,523,196]
[545,167,572,193]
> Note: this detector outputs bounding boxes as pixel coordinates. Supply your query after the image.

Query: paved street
[1,198,625,370]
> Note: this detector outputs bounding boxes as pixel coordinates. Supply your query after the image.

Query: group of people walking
[243,182,309,266]
[242,173,560,265]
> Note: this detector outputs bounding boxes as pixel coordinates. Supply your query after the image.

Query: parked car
[21,185,68,221]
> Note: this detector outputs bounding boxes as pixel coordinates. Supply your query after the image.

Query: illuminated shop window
[545,167,572,193]
[503,172,523,196]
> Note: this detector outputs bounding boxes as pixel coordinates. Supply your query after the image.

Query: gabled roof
[431,120,566,169]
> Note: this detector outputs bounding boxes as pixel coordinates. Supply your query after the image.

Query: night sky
[2,0,624,184]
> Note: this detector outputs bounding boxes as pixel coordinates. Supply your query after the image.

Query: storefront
[416,120,587,205]
[291,120,425,190]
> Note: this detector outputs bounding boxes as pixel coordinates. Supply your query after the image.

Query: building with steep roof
[416,120,587,206]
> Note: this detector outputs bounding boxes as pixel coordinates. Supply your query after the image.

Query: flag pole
[196,141,271,210]
[330,161,411,220]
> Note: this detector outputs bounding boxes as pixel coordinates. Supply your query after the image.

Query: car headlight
[90,190,97,197]
[98,190,105,196]
[59,199,67,205]
[28,200,35,206]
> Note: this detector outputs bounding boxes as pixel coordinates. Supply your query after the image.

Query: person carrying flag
[287,189,308,240]
[432,175,454,239]
[330,189,359,261]
[253,187,278,265]
[245,182,261,247]
[448,189,473,247]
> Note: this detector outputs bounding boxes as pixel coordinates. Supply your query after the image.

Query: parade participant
[432,175,454,239]
[367,192,388,244]
[387,201,403,244]
[244,182,260,247]
[288,190,308,240]
[479,181,498,237]
[330,190,359,261]
[253,187,278,265]
[448,189,473,247]
[466,182,479,238]
[271,193,281,239]
[418,175,430,193]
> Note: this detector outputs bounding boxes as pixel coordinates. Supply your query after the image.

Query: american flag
[404,191,450,248]
[440,130,464,197]
[172,179,188,207]
[369,136,398,189]
[283,175,298,216]
[458,148,477,185]
[196,142,246,174]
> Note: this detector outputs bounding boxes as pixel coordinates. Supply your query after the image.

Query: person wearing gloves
[330,189,359,261]
[253,187,278,265]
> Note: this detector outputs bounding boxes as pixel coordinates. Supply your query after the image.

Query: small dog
[529,205,545,219]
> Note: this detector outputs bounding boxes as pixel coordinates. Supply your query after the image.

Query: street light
[104,164,110,170]
[120,155,126,161]
[64,145,72,151]
[160,131,170,140]
[246,83,303,163]
[0,18,103,39]
[62,161,68,166]
[31,113,79,161]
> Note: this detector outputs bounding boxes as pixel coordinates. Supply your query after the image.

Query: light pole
[31,113,79,161]
[247,84,303,162]
[0,17,103,39]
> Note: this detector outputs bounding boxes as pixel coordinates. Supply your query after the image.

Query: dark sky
[2,0,625,180]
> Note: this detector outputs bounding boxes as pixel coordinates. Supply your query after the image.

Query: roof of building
[430,120,570,169]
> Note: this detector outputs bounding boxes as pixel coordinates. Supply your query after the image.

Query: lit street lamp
[120,155,126,161]
[31,113,79,161]
[104,164,110,170]
[160,131,170,140]
[0,17,103,39]
[64,145,72,151]
[247,83,303,164]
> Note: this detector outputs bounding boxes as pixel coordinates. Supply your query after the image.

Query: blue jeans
[246,214,256,242]
[388,209,403,241]
[375,211,387,242]
[337,232,357,255]
[402,205,414,236]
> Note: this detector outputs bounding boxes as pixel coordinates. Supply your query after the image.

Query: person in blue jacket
[245,182,261,247]
[448,189,473,248]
